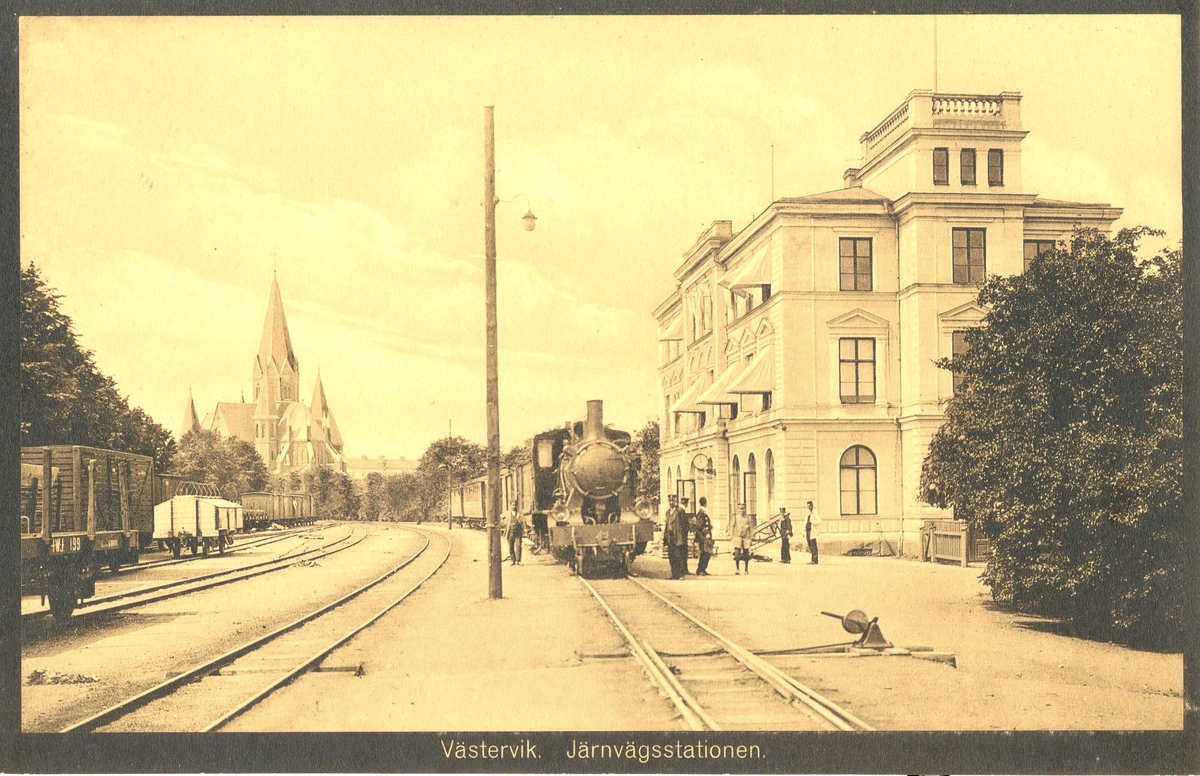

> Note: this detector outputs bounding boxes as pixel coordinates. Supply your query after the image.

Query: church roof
[255,272,298,379]
[311,370,344,448]
[182,389,200,437]
[209,402,256,443]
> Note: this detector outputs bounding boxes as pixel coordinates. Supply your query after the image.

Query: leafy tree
[416,436,486,520]
[631,420,660,503]
[173,429,269,501]
[921,228,1182,647]
[20,263,176,466]
[360,471,387,521]
[384,471,427,522]
[302,464,360,520]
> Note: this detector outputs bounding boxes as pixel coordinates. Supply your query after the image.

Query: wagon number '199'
[50,536,82,554]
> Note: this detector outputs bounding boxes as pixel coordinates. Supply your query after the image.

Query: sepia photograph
[9,9,1191,771]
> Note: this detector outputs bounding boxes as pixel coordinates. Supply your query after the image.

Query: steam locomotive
[449,400,657,577]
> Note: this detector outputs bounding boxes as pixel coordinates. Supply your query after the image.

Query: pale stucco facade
[654,90,1121,555]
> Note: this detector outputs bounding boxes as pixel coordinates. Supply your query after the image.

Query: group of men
[662,496,821,578]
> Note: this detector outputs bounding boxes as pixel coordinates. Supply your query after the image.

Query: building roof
[209,402,256,442]
[255,272,299,380]
[182,389,200,436]
[777,186,891,205]
[310,369,343,448]
[1026,196,1113,209]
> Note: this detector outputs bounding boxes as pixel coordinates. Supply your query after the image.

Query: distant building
[654,90,1121,555]
[344,455,419,481]
[190,273,346,475]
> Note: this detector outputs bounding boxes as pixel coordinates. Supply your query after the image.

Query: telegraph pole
[483,106,503,599]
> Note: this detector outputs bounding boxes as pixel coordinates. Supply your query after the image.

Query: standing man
[778,506,793,564]
[694,497,713,576]
[503,500,523,566]
[805,500,821,565]
[663,495,682,579]
[678,497,691,576]
[732,505,753,575]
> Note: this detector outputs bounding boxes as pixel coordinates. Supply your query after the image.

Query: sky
[19,15,1182,460]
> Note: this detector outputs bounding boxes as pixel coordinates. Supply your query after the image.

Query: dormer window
[960,148,977,185]
[933,148,949,185]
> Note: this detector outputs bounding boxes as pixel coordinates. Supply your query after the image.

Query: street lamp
[483,106,536,600]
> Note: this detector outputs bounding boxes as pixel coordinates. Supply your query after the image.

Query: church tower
[310,368,344,465]
[252,272,300,408]
[251,272,299,469]
[181,388,200,437]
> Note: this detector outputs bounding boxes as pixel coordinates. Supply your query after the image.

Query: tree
[360,471,387,521]
[302,464,361,520]
[173,429,269,501]
[416,436,486,521]
[631,420,660,503]
[20,263,176,466]
[920,228,1182,647]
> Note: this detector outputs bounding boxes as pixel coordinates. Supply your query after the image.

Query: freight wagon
[240,491,315,530]
[153,482,244,557]
[19,445,150,619]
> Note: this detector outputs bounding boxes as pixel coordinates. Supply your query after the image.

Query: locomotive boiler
[543,400,656,577]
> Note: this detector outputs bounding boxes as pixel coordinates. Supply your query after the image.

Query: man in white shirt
[805,500,821,565]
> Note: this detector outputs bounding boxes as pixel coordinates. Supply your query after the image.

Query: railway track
[22,526,362,627]
[580,574,873,731]
[60,526,452,733]
[115,522,332,575]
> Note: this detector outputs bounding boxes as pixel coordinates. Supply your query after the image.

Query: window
[839,338,876,404]
[745,453,757,520]
[761,284,772,302]
[988,149,1004,186]
[840,446,878,515]
[933,148,949,185]
[952,228,986,284]
[761,392,772,411]
[731,455,741,513]
[765,449,775,514]
[951,330,970,394]
[1023,239,1056,272]
[839,238,873,291]
[960,148,976,185]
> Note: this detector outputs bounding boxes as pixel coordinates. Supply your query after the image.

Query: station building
[653,90,1121,555]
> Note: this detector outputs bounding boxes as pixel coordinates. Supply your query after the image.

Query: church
[182,274,346,475]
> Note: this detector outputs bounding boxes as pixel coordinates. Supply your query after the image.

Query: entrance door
[676,478,697,517]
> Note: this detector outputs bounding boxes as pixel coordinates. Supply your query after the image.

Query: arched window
[765,449,775,514]
[839,446,878,515]
[731,455,741,516]
[745,453,758,521]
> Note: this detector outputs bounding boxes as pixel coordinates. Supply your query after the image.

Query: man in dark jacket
[663,495,686,579]
[694,497,714,575]
[778,507,793,563]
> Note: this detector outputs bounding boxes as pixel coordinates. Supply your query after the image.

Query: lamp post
[483,106,536,599]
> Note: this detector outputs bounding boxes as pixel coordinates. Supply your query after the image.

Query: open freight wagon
[19,445,152,620]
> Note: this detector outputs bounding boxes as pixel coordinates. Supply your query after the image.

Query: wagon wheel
[190,537,200,555]
[109,557,121,574]
[218,534,227,555]
[202,538,211,557]
[171,539,181,559]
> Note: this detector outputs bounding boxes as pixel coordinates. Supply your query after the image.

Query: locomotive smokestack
[584,400,604,440]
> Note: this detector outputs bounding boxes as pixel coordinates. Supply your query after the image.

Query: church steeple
[182,388,200,437]
[252,272,300,405]
[310,368,344,452]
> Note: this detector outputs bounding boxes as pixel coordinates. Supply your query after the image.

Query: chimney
[843,168,862,188]
[584,400,604,440]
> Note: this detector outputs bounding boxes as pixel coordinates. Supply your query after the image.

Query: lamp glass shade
[522,210,537,231]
